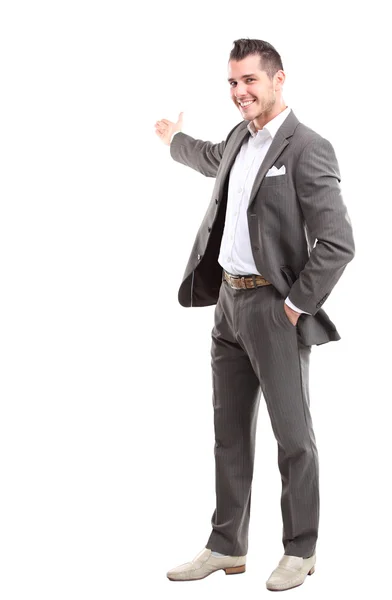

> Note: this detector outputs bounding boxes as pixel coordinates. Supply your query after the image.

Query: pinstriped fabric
[168,109,354,558]
[171,111,355,343]
[205,279,319,558]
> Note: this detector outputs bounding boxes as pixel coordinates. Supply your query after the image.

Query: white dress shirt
[170,109,310,315]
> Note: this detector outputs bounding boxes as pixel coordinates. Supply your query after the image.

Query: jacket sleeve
[169,122,240,178]
[288,137,355,315]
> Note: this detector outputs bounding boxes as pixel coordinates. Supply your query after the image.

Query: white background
[1,1,391,598]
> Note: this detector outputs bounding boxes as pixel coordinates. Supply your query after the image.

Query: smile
[238,99,256,108]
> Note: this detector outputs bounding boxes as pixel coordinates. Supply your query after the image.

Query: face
[228,54,285,127]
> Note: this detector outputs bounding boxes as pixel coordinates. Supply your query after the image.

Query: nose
[234,83,249,98]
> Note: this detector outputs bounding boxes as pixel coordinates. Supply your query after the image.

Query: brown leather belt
[223,269,271,290]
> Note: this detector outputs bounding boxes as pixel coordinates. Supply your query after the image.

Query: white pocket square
[266,165,286,177]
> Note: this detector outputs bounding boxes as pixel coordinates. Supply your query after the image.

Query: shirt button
[238,188,243,194]
[227,257,232,262]
[234,212,238,216]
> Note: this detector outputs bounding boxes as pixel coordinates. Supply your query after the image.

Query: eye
[230,78,255,86]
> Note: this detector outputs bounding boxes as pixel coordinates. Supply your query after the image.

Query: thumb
[177,111,184,126]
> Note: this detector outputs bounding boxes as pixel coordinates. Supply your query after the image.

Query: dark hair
[229,38,284,80]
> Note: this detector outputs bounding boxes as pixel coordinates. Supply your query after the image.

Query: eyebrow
[227,73,257,82]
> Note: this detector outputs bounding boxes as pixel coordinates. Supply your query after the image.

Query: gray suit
[171,110,355,346]
[169,110,355,558]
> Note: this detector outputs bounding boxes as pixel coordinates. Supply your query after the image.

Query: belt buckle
[226,271,235,289]
[240,276,246,289]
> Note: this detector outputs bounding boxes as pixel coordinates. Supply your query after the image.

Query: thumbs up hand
[155,111,184,145]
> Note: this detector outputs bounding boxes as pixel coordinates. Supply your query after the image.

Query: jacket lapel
[248,110,299,207]
[216,111,300,204]
[247,132,290,207]
[218,123,250,189]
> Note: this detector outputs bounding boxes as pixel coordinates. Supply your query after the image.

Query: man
[155,38,355,591]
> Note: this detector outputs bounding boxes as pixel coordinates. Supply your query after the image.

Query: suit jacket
[169,110,355,346]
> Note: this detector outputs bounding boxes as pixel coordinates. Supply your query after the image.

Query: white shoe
[266,553,316,591]
[166,547,246,581]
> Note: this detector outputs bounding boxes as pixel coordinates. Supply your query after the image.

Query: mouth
[238,99,256,109]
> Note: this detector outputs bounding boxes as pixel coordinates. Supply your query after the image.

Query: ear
[274,70,285,91]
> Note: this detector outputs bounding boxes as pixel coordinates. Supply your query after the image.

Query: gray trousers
[205,275,319,558]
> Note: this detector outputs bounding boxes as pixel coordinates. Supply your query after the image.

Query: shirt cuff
[170,131,181,144]
[285,297,312,315]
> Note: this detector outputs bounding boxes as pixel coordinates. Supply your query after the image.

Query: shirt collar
[247,106,291,139]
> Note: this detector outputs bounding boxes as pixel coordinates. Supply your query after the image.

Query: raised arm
[155,111,238,178]
[169,131,225,177]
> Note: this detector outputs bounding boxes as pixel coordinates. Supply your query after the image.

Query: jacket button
[208,227,212,232]
[215,198,218,204]
[197,254,202,260]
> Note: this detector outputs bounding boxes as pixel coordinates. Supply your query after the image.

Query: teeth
[240,100,255,107]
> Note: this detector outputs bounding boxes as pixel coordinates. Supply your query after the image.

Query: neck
[252,103,288,130]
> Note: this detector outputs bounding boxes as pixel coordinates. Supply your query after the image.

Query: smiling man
[229,55,284,129]
[155,38,355,591]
